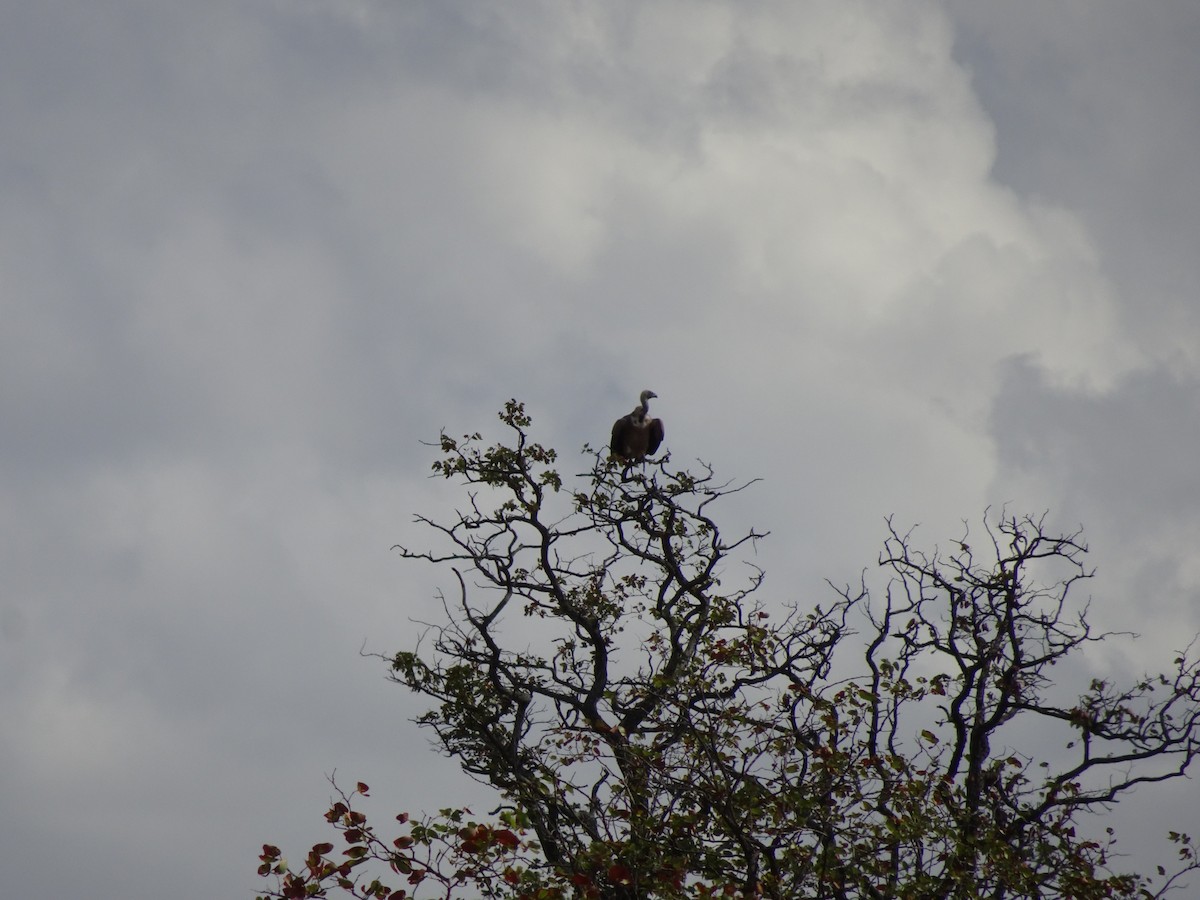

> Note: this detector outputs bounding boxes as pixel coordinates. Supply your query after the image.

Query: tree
[258,401,1200,899]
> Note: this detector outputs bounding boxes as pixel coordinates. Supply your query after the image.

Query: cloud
[948,0,1200,369]
[2,1,1198,896]
[990,358,1200,642]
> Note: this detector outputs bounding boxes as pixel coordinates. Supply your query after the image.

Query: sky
[3,2,1200,897]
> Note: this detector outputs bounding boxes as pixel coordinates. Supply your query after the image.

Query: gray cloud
[990,357,1200,642]
[948,1,1200,362]
[2,2,1199,896]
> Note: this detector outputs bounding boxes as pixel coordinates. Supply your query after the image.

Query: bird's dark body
[610,390,664,462]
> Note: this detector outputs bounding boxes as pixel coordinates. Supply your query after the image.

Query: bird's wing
[610,417,628,455]
[647,418,664,455]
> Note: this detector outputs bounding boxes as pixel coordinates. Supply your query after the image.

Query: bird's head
[640,389,658,404]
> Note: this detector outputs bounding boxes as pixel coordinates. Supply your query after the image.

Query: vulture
[610,389,665,462]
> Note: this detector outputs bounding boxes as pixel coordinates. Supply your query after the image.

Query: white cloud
[2,1,1198,896]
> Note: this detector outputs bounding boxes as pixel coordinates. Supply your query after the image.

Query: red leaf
[493,828,520,848]
[326,802,348,822]
[357,782,370,795]
[608,864,633,885]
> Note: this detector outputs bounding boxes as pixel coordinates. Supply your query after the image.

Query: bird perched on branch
[610,389,664,462]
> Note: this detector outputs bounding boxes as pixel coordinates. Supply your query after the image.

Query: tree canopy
[258,401,1200,900]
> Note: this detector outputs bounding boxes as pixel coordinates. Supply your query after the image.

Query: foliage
[258,401,1200,899]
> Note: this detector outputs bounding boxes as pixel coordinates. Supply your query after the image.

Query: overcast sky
[3,2,1200,897]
